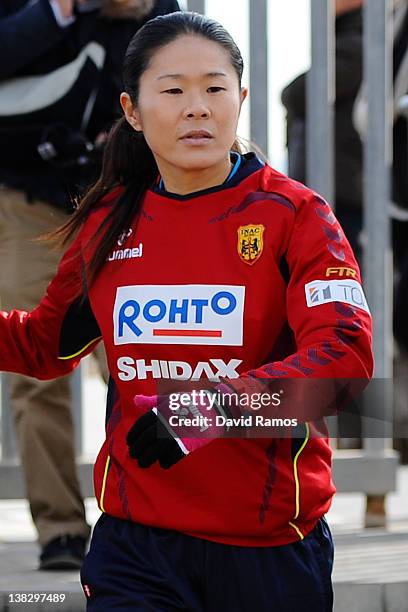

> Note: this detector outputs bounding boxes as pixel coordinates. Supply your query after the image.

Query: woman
[0,11,373,611]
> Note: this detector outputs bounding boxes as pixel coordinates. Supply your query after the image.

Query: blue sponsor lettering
[118,291,237,337]
[119,300,142,337]
[143,300,166,323]
[169,299,189,323]
[191,299,209,323]
[211,292,237,315]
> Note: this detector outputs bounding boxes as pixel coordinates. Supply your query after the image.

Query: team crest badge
[237,224,265,265]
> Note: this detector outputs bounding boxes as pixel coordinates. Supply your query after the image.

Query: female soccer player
[0,11,373,611]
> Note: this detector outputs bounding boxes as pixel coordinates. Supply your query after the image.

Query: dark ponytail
[53,11,245,286]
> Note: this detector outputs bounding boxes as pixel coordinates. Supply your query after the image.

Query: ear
[120,92,143,132]
[240,87,249,109]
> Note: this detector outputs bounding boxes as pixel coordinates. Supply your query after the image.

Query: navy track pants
[80,514,334,611]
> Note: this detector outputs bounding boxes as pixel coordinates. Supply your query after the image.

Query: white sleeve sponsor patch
[305,279,370,314]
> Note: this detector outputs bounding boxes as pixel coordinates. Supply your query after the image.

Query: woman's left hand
[126,391,229,469]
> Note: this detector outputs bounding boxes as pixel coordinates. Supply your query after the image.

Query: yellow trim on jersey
[292,422,310,520]
[288,521,305,540]
[99,455,111,513]
[57,336,102,360]
[288,422,310,540]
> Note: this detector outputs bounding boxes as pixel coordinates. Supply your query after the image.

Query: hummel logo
[117,228,132,246]
[108,243,143,262]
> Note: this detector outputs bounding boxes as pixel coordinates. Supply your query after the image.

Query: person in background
[0,0,179,570]
[281,0,395,528]
[390,0,408,464]
[282,0,364,442]
[353,0,408,487]
[391,0,408,269]
[281,0,364,261]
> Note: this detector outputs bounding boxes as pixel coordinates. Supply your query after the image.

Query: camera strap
[81,82,101,134]
[80,42,107,134]
[79,34,108,133]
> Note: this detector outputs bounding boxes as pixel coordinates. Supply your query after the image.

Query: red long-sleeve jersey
[0,154,373,546]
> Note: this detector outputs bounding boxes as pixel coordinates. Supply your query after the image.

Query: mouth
[180,130,213,141]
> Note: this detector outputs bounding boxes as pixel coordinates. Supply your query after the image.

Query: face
[120,35,247,177]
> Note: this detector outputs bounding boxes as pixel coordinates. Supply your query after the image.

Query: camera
[37,124,97,169]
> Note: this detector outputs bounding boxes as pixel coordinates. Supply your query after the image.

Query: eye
[162,88,183,94]
[207,87,226,93]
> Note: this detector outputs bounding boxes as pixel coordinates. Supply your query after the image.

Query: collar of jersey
[150,152,264,201]
[158,151,241,191]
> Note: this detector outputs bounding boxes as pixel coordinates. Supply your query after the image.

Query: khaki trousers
[0,185,107,546]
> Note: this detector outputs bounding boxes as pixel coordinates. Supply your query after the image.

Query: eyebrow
[156,72,228,81]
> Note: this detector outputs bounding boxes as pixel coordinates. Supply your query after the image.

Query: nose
[183,94,211,119]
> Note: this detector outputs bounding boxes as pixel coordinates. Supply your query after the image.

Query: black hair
[54,11,245,286]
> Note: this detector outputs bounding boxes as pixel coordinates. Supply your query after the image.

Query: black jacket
[0,0,180,209]
[394,255,408,353]
[281,9,363,210]
[393,1,408,208]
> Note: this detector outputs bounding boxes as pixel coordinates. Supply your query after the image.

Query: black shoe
[39,534,86,571]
